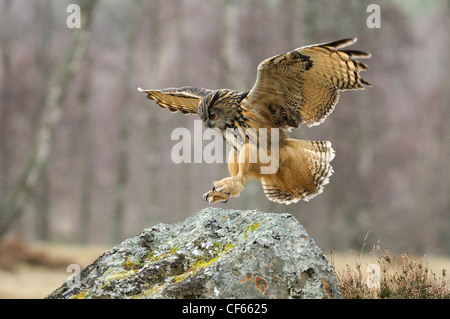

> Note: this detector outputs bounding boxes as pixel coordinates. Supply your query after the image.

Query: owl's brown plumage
[139,38,371,204]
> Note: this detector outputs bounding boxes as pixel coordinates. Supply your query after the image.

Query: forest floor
[0,239,448,299]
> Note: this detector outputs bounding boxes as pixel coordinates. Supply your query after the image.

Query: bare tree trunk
[78,54,93,244]
[0,0,98,240]
[173,0,194,216]
[146,0,162,225]
[220,0,244,90]
[111,1,141,243]
[280,0,298,47]
[0,0,13,197]
[32,0,53,242]
[442,85,450,253]
[302,0,323,43]
[439,3,450,253]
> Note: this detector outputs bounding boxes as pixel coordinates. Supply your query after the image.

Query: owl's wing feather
[242,38,371,128]
[262,140,335,204]
[138,86,212,114]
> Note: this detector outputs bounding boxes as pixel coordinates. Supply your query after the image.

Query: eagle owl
[139,38,371,204]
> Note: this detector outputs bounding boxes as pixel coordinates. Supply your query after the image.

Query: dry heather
[332,250,449,299]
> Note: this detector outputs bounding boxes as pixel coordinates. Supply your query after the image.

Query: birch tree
[111,1,141,243]
[0,0,98,239]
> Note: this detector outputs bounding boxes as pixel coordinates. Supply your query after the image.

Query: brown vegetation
[0,239,74,271]
[332,250,449,299]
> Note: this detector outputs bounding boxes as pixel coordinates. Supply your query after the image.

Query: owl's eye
[209,113,216,120]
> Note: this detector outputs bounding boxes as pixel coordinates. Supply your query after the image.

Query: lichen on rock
[46,208,341,299]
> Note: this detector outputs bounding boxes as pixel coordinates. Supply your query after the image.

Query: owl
[139,38,371,204]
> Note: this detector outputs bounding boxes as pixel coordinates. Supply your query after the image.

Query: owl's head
[199,89,248,131]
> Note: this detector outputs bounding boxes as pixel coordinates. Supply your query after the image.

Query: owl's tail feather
[261,139,335,204]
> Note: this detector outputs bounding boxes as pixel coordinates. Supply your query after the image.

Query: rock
[46,208,341,299]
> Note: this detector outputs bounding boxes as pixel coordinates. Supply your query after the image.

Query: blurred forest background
[0,0,449,258]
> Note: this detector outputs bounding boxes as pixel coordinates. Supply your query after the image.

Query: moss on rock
[46,208,341,299]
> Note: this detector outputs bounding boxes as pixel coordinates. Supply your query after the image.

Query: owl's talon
[202,188,230,204]
[202,192,210,202]
[204,178,233,204]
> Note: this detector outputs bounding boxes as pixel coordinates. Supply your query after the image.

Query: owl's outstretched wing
[138,86,212,114]
[242,38,371,128]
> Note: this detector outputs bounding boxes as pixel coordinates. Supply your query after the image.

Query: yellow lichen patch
[122,256,140,270]
[145,245,179,263]
[224,243,235,251]
[146,251,172,263]
[170,259,215,284]
[70,291,88,299]
[173,270,195,283]
[193,255,221,269]
[213,242,224,253]
[134,284,166,298]
[146,251,156,261]
[244,222,262,239]
[191,244,234,272]
[172,243,236,284]
[105,270,137,282]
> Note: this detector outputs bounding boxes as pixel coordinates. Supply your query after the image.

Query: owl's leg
[203,146,253,204]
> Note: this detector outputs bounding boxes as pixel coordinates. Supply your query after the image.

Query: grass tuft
[332,248,449,299]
